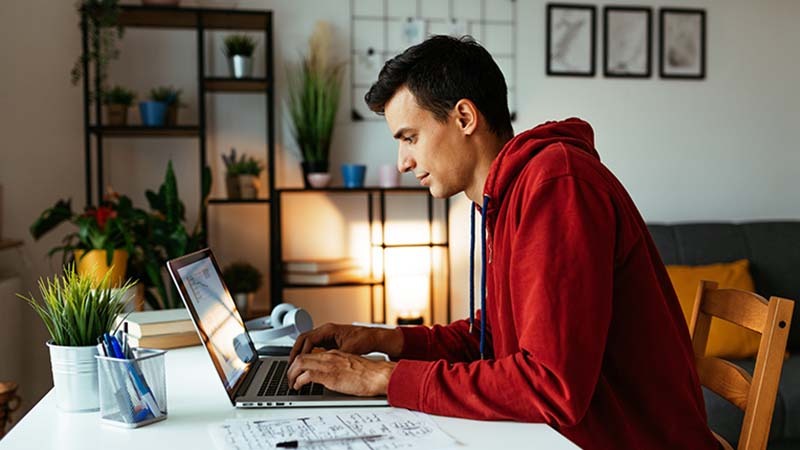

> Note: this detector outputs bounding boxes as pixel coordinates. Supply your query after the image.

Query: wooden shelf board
[114,5,269,30]
[89,125,200,137]
[282,279,383,289]
[278,187,429,194]
[208,198,271,204]
[204,78,269,93]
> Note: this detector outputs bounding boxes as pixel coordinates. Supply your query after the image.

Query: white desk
[0,346,578,449]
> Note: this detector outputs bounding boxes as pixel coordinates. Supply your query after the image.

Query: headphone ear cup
[285,308,313,338]
[270,303,296,329]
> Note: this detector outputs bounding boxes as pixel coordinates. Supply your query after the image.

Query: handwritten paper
[210,409,457,450]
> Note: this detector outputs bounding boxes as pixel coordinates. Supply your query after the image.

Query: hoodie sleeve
[387,175,615,426]
[395,312,487,363]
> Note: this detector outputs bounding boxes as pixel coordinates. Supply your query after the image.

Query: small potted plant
[17,265,133,412]
[223,34,257,79]
[30,194,142,287]
[103,85,136,126]
[149,85,185,126]
[222,262,262,315]
[288,22,344,188]
[222,148,263,199]
[139,88,169,127]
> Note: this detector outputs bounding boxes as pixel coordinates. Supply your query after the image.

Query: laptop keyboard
[258,360,325,397]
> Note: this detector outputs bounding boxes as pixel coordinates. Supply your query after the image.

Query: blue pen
[108,335,163,418]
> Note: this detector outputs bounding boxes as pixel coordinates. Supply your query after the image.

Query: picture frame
[603,6,652,78]
[546,3,596,77]
[659,8,706,79]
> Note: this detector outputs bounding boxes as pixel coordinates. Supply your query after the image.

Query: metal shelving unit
[273,187,451,325]
[80,5,275,316]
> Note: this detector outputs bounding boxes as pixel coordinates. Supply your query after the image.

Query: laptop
[167,248,389,408]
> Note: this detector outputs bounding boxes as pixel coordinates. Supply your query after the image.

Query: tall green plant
[17,265,133,347]
[71,0,124,101]
[129,161,211,310]
[287,22,344,165]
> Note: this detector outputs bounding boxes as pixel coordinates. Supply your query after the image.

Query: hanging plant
[70,0,124,101]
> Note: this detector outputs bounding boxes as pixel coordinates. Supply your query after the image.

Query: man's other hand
[288,323,403,364]
[287,350,397,397]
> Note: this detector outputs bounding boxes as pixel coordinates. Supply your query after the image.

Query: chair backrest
[690,280,795,450]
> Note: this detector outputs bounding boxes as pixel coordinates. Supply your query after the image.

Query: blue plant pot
[139,101,168,127]
[341,164,367,188]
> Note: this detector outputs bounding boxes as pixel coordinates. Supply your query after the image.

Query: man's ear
[453,99,478,136]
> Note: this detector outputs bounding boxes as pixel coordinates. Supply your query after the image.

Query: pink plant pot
[307,173,331,189]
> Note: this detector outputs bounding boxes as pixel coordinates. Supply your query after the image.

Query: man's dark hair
[365,35,513,140]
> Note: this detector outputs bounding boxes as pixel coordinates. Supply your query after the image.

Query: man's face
[384,87,476,198]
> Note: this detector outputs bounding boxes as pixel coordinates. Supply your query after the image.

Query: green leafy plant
[287,22,344,166]
[71,0,124,101]
[223,34,257,57]
[103,85,136,106]
[223,262,263,294]
[17,265,134,347]
[222,148,263,176]
[149,85,185,106]
[128,161,211,310]
[30,194,144,266]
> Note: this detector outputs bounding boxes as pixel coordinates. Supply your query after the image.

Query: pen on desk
[275,434,384,448]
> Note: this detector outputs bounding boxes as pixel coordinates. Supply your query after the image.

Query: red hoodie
[386,119,719,450]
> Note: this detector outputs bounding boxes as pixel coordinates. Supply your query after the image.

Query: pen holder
[96,349,168,428]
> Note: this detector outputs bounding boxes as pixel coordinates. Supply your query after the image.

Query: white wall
[2,0,799,420]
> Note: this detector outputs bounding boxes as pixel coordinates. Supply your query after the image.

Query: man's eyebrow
[392,127,414,140]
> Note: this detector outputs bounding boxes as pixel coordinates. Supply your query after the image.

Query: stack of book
[284,258,365,285]
[115,309,200,350]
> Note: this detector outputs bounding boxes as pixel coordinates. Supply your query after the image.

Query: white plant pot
[47,341,100,412]
[233,292,254,315]
[228,55,253,79]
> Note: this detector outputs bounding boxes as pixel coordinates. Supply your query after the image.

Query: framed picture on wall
[546,3,596,77]
[603,6,651,78]
[660,8,706,79]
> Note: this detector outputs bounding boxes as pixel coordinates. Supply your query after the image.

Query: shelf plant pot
[73,249,129,288]
[165,104,179,126]
[105,104,129,126]
[228,55,253,79]
[233,292,254,316]
[301,161,329,189]
[47,342,100,412]
[225,173,241,199]
[306,173,331,188]
[139,101,167,127]
[238,175,260,199]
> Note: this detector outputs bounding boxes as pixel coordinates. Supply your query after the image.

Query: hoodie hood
[483,118,598,213]
[469,118,598,359]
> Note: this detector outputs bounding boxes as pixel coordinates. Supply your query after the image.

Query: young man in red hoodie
[287,35,719,449]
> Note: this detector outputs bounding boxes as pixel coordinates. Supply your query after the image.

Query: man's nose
[397,146,414,173]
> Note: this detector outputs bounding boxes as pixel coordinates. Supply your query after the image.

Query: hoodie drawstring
[468,195,490,360]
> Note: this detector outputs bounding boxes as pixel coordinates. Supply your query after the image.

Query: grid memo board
[350,0,518,121]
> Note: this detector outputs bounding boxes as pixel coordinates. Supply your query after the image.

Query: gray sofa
[648,222,800,450]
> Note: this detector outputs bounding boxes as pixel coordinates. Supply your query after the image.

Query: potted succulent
[222,262,262,315]
[287,21,344,188]
[17,265,133,412]
[102,85,136,126]
[30,194,142,288]
[223,34,257,79]
[222,148,263,199]
[149,85,185,126]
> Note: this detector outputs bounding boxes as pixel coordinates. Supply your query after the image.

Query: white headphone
[244,303,313,344]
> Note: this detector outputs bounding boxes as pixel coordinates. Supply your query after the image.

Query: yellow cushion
[666,259,761,359]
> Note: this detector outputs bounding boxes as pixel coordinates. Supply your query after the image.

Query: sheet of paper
[210,409,458,450]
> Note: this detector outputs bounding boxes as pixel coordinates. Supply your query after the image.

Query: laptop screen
[167,249,257,401]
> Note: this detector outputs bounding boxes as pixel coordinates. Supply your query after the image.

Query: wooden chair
[690,280,794,450]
